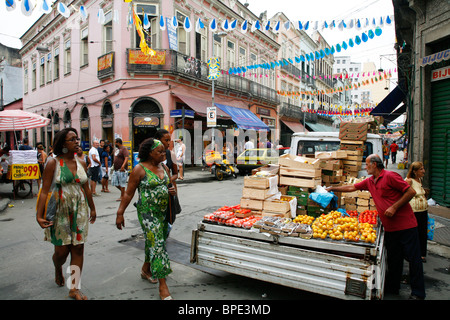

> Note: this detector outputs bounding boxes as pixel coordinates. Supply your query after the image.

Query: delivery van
[289,131,383,177]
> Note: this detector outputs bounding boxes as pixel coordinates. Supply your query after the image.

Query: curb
[0,198,11,213]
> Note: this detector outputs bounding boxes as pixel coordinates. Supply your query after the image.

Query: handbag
[162,164,181,224]
[36,158,61,222]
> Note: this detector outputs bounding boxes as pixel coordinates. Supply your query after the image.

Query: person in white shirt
[88,140,102,195]
[244,136,254,150]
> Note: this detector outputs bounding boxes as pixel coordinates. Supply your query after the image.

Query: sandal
[69,289,88,300]
[141,271,158,284]
[160,295,174,300]
[55,270,65,287]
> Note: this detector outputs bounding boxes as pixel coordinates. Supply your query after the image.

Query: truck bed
[191,223,386,300]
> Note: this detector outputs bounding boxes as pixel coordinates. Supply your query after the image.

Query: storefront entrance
[130,98,162,152]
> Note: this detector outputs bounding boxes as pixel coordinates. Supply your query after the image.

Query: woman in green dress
[116,138,176,300]
[36,128,96,300]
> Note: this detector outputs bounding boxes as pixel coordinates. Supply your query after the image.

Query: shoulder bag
[36,158,62,222]
[162,164,181,224]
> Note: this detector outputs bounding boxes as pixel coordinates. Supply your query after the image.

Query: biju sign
[431,66,450,82]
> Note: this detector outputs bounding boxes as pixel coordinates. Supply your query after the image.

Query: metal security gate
[430,76,450,206]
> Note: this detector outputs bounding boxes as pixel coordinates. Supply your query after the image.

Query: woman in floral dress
[116,138,176,300]
[36,128,96,300]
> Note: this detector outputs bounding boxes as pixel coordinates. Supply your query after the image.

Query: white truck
[190,132,387,300]
[289,131,383,178]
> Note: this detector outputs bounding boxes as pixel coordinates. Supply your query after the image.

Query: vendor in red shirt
[390,141,399,164]
[327,154,425,300]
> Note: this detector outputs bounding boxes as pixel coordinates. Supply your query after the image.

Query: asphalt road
[0,174,449,303]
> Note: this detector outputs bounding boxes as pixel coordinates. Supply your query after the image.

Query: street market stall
[191,120,387,300]
[0,110,51,198]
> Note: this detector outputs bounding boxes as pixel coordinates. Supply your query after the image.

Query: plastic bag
[427,217,435,241]
[309,191,338,209]
[427,198,437,206]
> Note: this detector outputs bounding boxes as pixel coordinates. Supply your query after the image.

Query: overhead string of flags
[6,0,393,62]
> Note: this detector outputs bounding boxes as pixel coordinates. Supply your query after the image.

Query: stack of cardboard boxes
[240,170,279,214]
[343,190,376,212]
[339,122,369,177]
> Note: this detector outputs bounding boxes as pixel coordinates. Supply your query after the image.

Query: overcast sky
[0,0,397,71]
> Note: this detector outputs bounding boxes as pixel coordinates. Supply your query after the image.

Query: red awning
[281,119,308,133]
[175,94,230,119]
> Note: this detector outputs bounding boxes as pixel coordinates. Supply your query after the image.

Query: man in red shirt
[390,141,399,164]
[327,154,425,299]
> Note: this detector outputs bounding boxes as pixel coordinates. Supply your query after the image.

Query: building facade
[19,0,280,164]
[393,0,450,206]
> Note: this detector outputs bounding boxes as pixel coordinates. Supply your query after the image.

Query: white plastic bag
[427,198,437,206]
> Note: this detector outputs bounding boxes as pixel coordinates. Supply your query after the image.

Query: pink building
[19,0,280,163]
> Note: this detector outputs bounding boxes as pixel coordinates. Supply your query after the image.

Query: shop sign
[167,17,178,51]
[80,119,89,129]
[257,107,271,116]
[102,118,113,128]
[431,66,450,82]
[261,116,276,128]
[128,49,166,65]
[420,49,450,66]
[133,116,159,127]
[98,52,114,73]
[10,164,40,180]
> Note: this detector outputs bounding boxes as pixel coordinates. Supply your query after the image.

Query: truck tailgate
[191,223,386,300]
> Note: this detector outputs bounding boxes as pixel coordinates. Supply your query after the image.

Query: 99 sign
[11,164,41,180]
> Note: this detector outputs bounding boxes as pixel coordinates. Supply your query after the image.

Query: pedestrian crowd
[32,128,427,301]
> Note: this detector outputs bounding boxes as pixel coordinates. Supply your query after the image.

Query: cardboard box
[322,175,345,183]
[340,122,369,133]
[314,150,348,159]
[242,187,276,200]
[344,197,356,205]
[244,175,278,189]
[279,154,323,170]
[263,201,290,214]
[357,198,369,206]
[279,176,322,188]
[345,204,357,211]
[357,191,371,199]
[262,211,289,218]
[340,143,366,152]
[279,167,321,178]
[358,205,370,212]
[339,132,367,141]
[288,186,310,193]
[251,164,280,176]
[240,198,264,211]
[321,160,343,171]
[287,192,309,206]
[343,150,364,156]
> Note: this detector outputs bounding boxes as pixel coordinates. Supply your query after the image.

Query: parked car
[236,148,279,175]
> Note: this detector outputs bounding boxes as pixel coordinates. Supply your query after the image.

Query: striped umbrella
[0,110,51,132]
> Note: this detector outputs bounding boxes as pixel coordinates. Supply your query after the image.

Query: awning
[383,104,407,124]
[281,119,308,133]
[175,94,230,119]
[215,103,270,131]
[305,122,336,132]
[370,85,406,116]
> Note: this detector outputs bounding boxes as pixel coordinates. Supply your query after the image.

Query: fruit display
[358,210,378,225]
[312,210,378,243]
[293,215,315,225]
[203,205,379,244]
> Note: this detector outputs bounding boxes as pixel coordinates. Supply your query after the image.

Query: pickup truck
[289,131,383,177]
[190,221,386,300]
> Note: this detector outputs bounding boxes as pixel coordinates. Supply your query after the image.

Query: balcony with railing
[125,49,279,105]
[279,63,316,89]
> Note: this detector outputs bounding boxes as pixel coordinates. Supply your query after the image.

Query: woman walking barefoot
[116,138,176,300]
[36,128,96,300]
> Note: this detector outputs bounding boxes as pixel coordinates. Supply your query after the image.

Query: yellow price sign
[10,164,40,180]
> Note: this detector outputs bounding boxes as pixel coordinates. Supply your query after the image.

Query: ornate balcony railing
[126,48,279,105]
